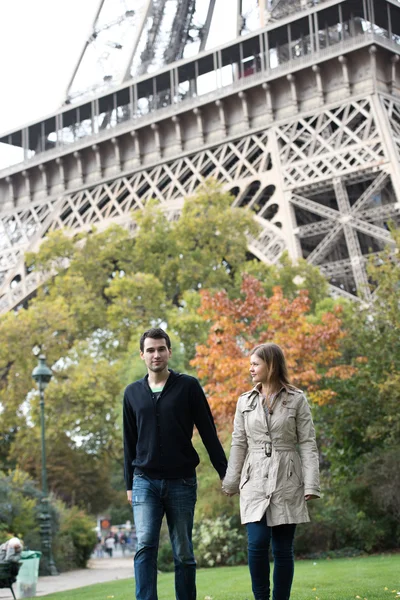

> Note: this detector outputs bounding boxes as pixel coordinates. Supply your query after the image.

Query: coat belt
[247,444,296,452]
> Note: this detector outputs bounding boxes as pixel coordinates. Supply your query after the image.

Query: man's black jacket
[123,370,227,489]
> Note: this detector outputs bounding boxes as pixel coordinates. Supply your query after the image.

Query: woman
[222,343,320,600]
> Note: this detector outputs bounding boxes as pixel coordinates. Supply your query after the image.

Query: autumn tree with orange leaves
[191,275,355,424]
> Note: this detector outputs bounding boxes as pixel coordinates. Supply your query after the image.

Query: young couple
[123,328,320,600]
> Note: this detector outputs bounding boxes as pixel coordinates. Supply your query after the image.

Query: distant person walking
[95,536,104,558]
[123,327,227,600]
[104,535,115,558]
[222,343,320,600]
[119,532,128,556]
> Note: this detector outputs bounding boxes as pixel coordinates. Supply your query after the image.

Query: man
[0,537,23,593]
[123,327,227,600]
[0,537,23,563]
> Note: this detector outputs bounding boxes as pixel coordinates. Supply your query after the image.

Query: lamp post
[32,355,58,576]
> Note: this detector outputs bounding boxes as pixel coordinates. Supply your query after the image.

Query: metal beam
[296,220,333,237]
[122,0,153,82]
[64,0,107,103]
[164,0,197,65]
[236,0,243,37]
[333,180,371,299]
[290,194,339,220]
[307,224,342,265]
[350,171,389,213]
[199,0,217,51]
[259,0,266,27]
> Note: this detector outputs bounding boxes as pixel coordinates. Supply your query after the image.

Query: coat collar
[241,383,300,410]
[253,383,301,395]
[251,383,289,397]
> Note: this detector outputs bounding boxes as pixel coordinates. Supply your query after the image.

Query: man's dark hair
[140,328,171,352]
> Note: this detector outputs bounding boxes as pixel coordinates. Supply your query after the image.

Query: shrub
[295,481,398,556]
[57,507,97,569]
[53,532,77,573]
[192,515,247,568]
[0,469,42,543]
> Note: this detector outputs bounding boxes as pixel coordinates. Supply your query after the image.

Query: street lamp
[32,355,58,576]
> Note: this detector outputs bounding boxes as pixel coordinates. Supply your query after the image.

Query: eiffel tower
[1,0,400,314]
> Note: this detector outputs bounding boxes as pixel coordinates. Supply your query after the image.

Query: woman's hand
[221,480,237,496]
[305,494,319,501]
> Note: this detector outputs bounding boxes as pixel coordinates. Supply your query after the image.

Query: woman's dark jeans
[246,519,296,600]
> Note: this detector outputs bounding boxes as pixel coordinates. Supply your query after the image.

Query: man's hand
[127,490,132,503]
[305,494,319,501]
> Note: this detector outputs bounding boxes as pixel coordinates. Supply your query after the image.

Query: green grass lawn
[39,554,399,600]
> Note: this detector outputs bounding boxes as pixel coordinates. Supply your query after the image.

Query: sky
[0,0,100,133]
[0,0,242,136]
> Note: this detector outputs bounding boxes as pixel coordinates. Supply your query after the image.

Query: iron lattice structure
[0,0,400,313]
[65,0,219,102]
[65,0,320,102]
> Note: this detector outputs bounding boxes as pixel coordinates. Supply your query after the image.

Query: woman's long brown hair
[250,343,293,391]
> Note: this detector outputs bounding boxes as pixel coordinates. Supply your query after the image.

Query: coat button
[282,400,287,405]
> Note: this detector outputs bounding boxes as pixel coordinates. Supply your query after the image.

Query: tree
[309,229,400,552]
[106,273,169,348]
[26,226,135,338]
[315,228,400,470]
[173,179,258,295]
[241,252,329,310]
[168,254,333,366]
[132,179,258,305]
[0,296,75,431]
[10,433,116,514]
[192,275,354,423]
[0,470,40,541]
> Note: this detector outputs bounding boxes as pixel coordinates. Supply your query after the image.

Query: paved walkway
[0,556,134,599]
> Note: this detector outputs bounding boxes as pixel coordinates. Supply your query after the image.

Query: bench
[0,561,21,600]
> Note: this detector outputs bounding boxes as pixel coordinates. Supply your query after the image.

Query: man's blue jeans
[132,473,197,600]
[246,520,296,600]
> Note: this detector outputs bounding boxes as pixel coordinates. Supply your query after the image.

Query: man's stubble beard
[149,364,167,373]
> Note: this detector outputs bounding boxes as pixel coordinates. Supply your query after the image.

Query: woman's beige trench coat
[222,385,320,526]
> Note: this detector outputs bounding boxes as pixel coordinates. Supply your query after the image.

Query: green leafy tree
[57,507,97,568]
[316,228,400,472]
[0,297,75,430]
[131,202,180,302]
[0,470,40,541]
[131,179,258,305]
[173,179,257,295]
[106,273,169,347]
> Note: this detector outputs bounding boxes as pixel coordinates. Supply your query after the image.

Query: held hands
[223,490,236,497]
[221,478,237,497]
